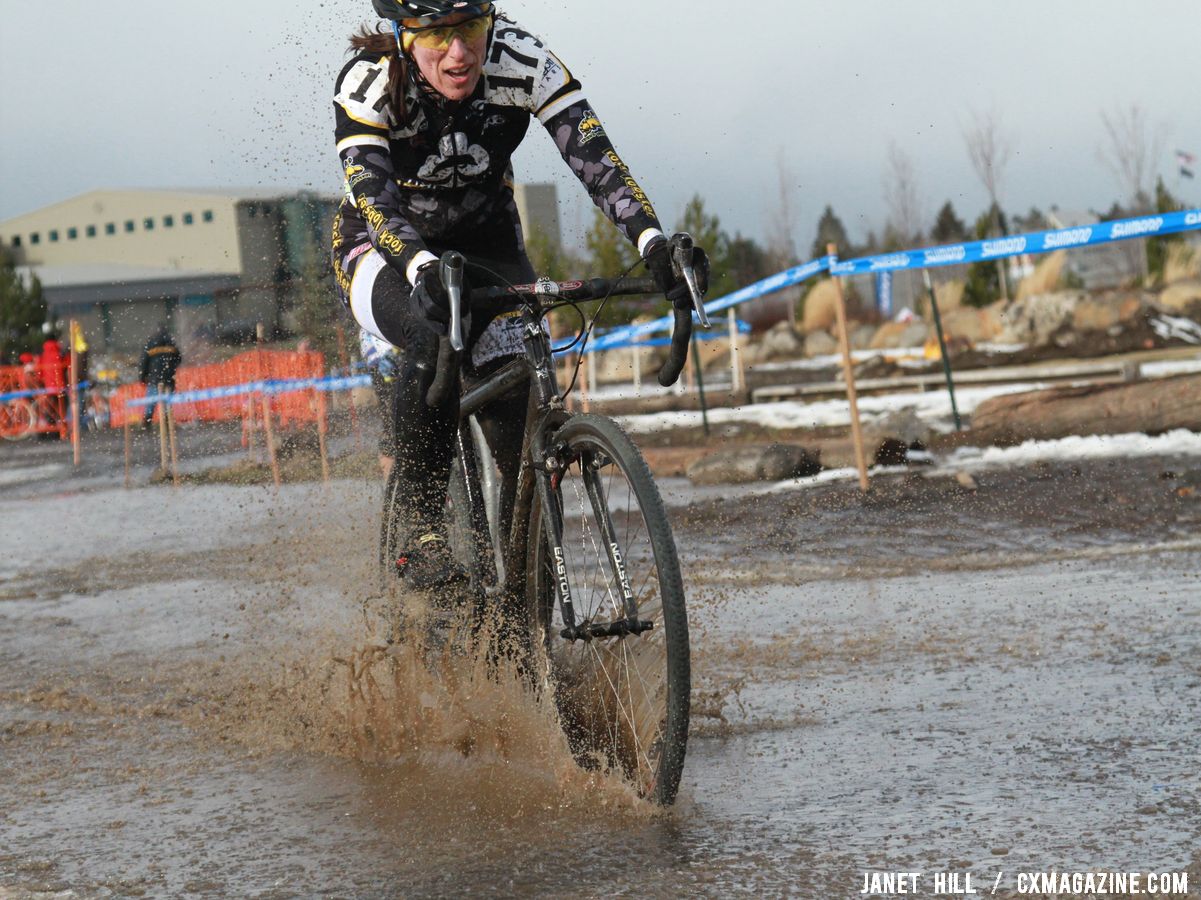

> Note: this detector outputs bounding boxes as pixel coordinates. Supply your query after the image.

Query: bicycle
[379,234,707,805]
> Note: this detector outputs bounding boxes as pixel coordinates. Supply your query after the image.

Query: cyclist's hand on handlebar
[644,237,710,309]
[411,260,473,336]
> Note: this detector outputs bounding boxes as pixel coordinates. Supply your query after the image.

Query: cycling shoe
[393,532,469,597]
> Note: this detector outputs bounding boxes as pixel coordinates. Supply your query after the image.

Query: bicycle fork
[534,436,655,643]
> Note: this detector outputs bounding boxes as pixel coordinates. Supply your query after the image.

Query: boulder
[850,323,878,350]
[801,280,840,333]
[803,330,838,357]
[996,291,1084,346]
[761,321,805,359]
[687,443,821,485]
[938,305,1003,344]
[870,320,929,350]
[863,408,934,448]
[1071,294,1143,332]
[1157,280,1201,314]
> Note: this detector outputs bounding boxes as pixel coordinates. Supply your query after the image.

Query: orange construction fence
[108,349,326,430]
[0,363,69,438]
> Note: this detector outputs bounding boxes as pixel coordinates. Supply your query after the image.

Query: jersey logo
[416,132,491,184]
[577,109,605,145]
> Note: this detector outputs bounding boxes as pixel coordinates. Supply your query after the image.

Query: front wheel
[526,414,690,805]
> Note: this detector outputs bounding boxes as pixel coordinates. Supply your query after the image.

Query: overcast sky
[1,0,1197,255]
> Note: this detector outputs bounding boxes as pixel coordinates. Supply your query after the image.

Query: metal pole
[828,243,870,493]
[922,270,962,432]
[690,331,711,438]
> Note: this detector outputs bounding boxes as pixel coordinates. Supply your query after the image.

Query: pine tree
[584,208,639,278]
[0,250,47,363]
[293,256,340,363]
[677,195,733,298]
[1147,176,1184,283]
[526,228,581,282]
[811,205,852,259]
[930,202,968,245]
[962,210,1001,308]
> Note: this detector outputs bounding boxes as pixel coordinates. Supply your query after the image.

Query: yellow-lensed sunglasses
[402,6,492,51]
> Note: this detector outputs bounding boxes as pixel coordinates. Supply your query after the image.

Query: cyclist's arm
[528,47,665,257]
[333,55,436,284]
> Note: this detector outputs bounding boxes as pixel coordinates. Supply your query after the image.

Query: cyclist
[332,0,708,591]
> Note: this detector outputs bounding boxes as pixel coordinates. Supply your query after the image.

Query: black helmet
[372,0,491,20]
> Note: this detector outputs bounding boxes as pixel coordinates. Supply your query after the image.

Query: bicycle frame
[453,293,653,642]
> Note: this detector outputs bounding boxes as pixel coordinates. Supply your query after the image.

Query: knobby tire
[525,413,690,805]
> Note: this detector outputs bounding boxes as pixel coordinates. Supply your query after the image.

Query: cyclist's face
[406,12,488,102]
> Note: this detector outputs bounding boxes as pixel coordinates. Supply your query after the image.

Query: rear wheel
[526,414,689,805]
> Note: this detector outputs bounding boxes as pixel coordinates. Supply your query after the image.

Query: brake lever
[441,251,465,352]
[671,233,710,329]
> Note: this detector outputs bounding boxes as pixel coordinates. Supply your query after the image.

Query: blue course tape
[123,375,373,409]
[590,209,1201,351]
[830,209,1201,276]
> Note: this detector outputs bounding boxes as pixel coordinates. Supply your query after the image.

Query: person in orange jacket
[39,324,67,425]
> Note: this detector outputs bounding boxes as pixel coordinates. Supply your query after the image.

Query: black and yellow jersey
[331,13,664,292]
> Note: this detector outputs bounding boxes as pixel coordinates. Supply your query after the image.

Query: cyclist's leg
[462,250,537,536]
[345,248,460,549]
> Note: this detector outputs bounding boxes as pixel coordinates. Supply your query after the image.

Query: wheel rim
[535,438,674,799]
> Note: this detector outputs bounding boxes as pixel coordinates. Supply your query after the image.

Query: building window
[202,210,214,223]
[68,227,78,240]
[144,217,155,231]
[262,204,273,215]
[183,212,194,225]
[125,220,135,233]
[105,223,116,235]
[163,215,175,228]
[50,230,59,242]
[30,233,40,245]
[248,205,257,218]
[86,225,97,238]
[11,235,21,248]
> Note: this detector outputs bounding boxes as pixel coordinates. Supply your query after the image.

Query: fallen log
[970,372,1201,444]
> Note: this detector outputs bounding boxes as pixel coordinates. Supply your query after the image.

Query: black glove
[410,260,472,337]
[644,237,710,309]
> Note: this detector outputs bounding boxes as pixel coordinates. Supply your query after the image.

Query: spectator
[139,324,182,427]
[39,324,67,425]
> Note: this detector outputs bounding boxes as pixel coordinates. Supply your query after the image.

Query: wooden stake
[69,320,81,466]
[167,405,180,486]
[316,389,330,483]
[124,419,132,488]
[157,386,169,475]
[336,324,362,450]
[828,243,870,493]
[261,392,281,487]
[728,308,744,394]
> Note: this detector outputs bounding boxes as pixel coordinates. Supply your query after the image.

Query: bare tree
[881,142,925,315]
[963,107,1015,299]
[766,152,802,325]
[1098,103,1164,212]
[883,141,923,248]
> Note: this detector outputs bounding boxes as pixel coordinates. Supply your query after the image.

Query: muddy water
[1,461,1199,897]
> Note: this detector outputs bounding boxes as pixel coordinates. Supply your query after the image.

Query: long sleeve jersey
[331,13,664,293]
